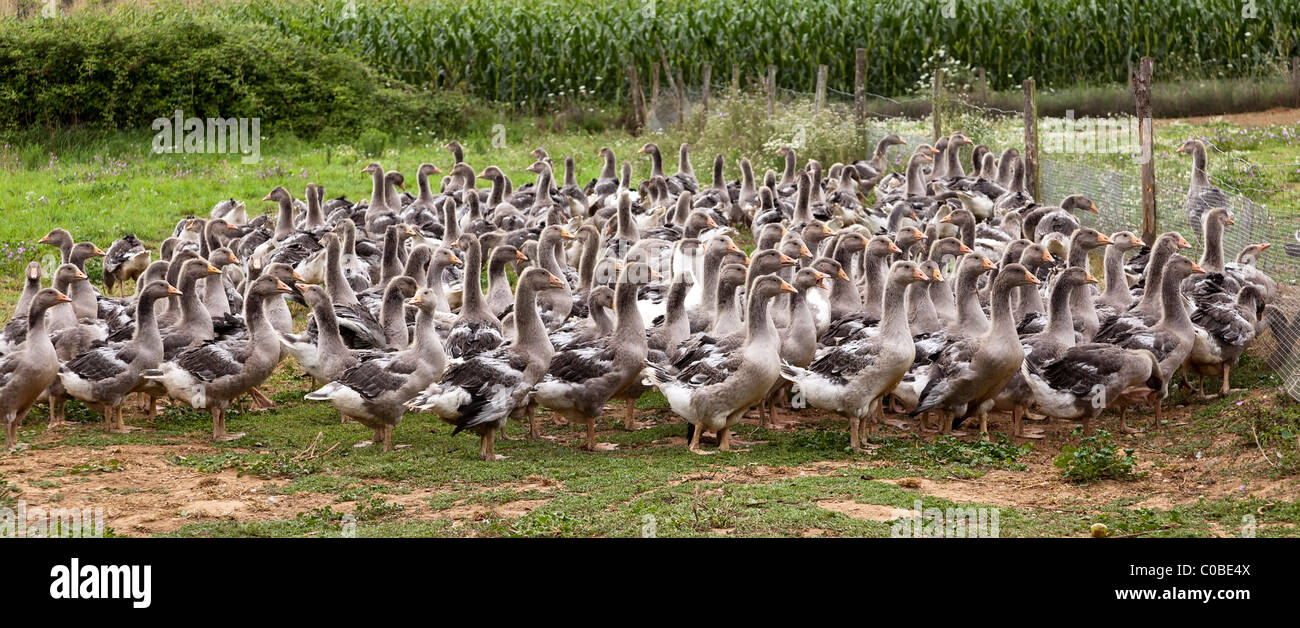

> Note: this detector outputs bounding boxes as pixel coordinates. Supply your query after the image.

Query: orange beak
[931,268,944,282]
[779,279,797,294]
[913,268,929,282]
[1023,270,1040,284]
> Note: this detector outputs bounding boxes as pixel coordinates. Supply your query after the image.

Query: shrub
[0,11,482,140]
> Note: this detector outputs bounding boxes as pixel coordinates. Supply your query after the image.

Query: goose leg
[1221,365,1235,396]
[584,417,596,451]
[527,404,541,439]
[480,427,497,461]
[849,415,861,451]
[5,420,17,450]
[718,428,732,451]
[48,396,66,429]
[687,422,703,453]
[498,424,517,441]
[377,426,393,453]
[1150,392,1161,432]
[939,410,951,436]
[979,411,989,441]
[623,399,639,431]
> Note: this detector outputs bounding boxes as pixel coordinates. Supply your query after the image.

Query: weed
[1055,428,1141,483]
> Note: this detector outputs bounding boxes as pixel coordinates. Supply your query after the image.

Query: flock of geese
[0,135,1289,460]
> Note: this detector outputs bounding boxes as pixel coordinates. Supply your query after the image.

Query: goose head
[1109,231,1145,252]
[889,260,932,287]
[29,288,72,317]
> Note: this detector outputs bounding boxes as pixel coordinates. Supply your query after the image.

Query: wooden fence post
[1022,78,1040,201]
[814,64,828,116]
[731,63,740,99]
[628,64,646,135]
[767,65,777,118]
[977,67,987,104]
[1292,57,1300,108]
[1135,57,1157,245]
[650,62,661,119]
[932,67,943,142]
[855,49,867,122]
[700,63,712,125]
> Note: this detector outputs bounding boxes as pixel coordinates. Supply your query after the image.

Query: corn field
[219,0,1300,106]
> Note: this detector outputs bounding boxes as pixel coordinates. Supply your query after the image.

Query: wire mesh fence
[1039,150,1300,396]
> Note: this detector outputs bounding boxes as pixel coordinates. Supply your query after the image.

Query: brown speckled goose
[911,264,1041,437]
[55,281,178,433]
[531,263,653,447]
[646,274,795,453]
[408,267,565,458]
[143,274,293,440]
[103,234,150,297]
[306,289,445,451]
[783,262,929,449]
[1,289,72,449]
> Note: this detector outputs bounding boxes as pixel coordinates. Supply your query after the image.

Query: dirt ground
[4,385,1293,537]
[1157,106,1300,127]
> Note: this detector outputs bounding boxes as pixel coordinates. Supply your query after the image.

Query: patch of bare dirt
[0,443,338,536]
[1157,107,1300,128]
[817,500,918,522]
[439,498,551,527]
[0,441,565,536]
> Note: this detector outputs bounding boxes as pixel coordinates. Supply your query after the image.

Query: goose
[211,198,248,226]
[1101,255,1204,432]
[306,288,445,451]
[202,247,243,319]
[143,274,294,440]
[670,143,699,194]
[102,234,150,297]
[160,258,226,359]
[1177,139,1230,239]
[1062,227,1112,341]
[783,262,930,449]
[1224,243,1276,303]
[685,236,746,332]
[1029,195,1098,241]
[486,244,528,319]
[533,225,576,328]
[996,267,1097,438]
[1095,232,1193,343]
[1095,231,1146,319]
[852,134,907,184]
[1022,344,1164,435]
[645,274,795,453]
[314,231,385,349]
[589,147,621,210]
[551,286,615,351]
[910,263,1041,437]
[279,284,384,387]
[445,234,504,358]
[1187,280,1265,398]
[408,267,566,457]
[532,263,654,446]
[1,289,72,449]
[54,281,178,432]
